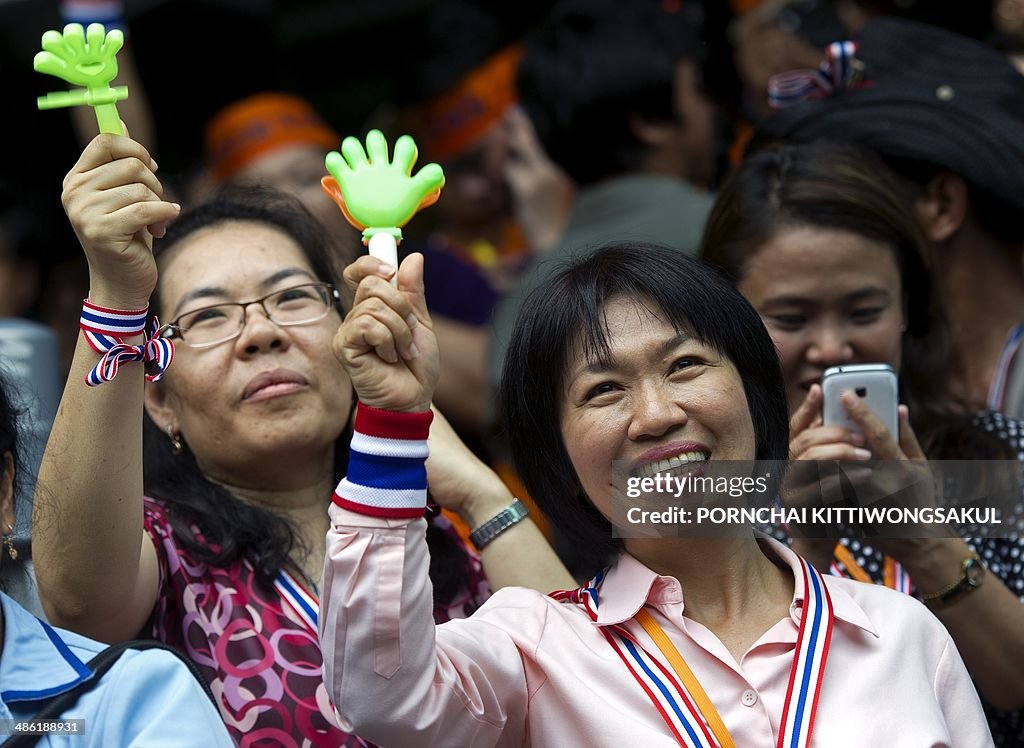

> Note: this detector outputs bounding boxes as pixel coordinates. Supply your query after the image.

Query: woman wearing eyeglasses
[32,135,572,747]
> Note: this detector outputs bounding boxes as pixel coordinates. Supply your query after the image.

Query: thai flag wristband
[80,298,147,340]
[79,298,174,387]
[333,403,433,519]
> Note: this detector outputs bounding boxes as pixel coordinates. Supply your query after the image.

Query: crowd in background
[1,0,1024,745]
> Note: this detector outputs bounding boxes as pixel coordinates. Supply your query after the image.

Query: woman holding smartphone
[700,141,1024,744]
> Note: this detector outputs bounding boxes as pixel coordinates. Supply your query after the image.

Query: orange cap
[205,92,340,182]
[414,44,522,161]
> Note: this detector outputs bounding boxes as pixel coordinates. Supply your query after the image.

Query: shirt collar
[0,592,94,703]
[766,536,878,637]
[593,537,878,637]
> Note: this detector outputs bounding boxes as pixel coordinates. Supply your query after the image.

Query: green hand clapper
[34,23,128,136]
[321,129,445,276]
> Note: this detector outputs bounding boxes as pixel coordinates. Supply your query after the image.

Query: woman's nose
[236,302,287,354]
[627,386,688,441]
[806,324,853,365]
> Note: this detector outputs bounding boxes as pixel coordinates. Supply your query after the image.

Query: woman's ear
[1,452,15,531]
[143,381,178,436]
[913,172,969,244]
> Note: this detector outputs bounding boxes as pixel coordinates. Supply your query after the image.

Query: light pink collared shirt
[321,506,992,747]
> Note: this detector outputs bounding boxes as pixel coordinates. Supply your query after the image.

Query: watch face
[965,558,985,587]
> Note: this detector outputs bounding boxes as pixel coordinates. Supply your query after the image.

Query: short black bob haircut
[500,242,789,574]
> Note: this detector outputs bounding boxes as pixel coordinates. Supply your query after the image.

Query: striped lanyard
[831,544,913,595]
[986,322,1024,411]
[274,567,319,636]
[552,559,834,748]
[273,567,377,748]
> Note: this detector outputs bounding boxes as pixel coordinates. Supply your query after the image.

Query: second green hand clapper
[321,129,445,280]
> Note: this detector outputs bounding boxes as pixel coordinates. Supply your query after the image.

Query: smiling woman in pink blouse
[322,243,992,747]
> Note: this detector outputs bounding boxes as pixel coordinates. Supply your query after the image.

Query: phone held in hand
[821,363,899,438]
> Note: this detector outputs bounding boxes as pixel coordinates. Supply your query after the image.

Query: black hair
[850,0,995,41]
[517,0,703,186]
[0,371,20,517]
[700,141,1013,460]
[154,185,343,311]
[401,0,510,104]
[0,371,22,591]
[500,242,789,575]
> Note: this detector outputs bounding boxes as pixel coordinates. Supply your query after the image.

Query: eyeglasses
[158,282,340,349]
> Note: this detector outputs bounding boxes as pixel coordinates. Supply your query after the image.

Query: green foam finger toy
[34,23,127,136]
[321,129,445,275]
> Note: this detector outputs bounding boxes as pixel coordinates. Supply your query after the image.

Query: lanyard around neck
[635,608,737,748]
[832,544,912,594]
[987,322,1024,410]
[605,558,834,748]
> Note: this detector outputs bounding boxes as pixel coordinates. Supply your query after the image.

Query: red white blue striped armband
[333,404,432,519]
[80,299,174,386]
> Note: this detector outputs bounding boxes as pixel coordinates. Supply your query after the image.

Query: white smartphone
[821,364,899,438]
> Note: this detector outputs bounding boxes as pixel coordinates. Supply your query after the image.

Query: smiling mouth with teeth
[631,451,707,479]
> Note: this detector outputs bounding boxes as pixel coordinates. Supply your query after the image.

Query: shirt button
[741,689,758,707]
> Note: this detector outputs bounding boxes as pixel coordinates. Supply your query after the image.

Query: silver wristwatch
[469,499,529,549]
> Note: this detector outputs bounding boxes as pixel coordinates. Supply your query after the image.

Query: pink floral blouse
[143,497,489,747]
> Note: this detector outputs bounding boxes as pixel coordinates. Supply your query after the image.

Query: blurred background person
[701,141,1024,745]
[391,0,575,437]
[197,92,362,271]
[0,199,61,619]
[0,369,233,747]
[760,17,1024,421]
[489,0,719,412]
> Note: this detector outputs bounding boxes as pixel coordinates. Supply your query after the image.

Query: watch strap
[921,552,983,605]
[469,499,529,549]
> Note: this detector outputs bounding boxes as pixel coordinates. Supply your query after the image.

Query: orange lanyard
[833,544,897,588]
[635,609,737,748]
